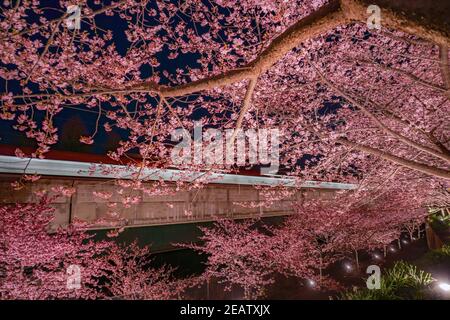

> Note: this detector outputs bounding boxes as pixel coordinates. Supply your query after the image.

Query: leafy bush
[423,244,450,264]
[342,261,433,300]
[428,210,450,230]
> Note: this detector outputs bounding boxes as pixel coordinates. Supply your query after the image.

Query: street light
[372,253,382,260]
[438,282,450,292]
[344,262,353,272]
[307,279,316,288]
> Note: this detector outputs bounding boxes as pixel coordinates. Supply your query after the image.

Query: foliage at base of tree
[421,244,450,264]
[0,197,193,300]
[342,261,434,300]
[428,211,450,231]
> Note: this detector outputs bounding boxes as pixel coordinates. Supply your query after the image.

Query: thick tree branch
[379,105,450,156]
[135,0,450,97]
[439,44,450,98]
[7,1,450,101]
[411,95,450,155]
[341,0,450,46]
[347,58,447,93]
[143,0,346,97]
[228,77,258,146]
[310,62,450,164]
[338,138,450,180]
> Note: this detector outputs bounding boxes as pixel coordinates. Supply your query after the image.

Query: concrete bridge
[0,155,356,231]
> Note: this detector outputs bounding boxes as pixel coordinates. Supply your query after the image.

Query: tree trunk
[319,255,323,283]
[355,250,359,269]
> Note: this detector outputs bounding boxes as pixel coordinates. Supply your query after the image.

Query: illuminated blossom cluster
[0,1,447,185]
[189,180,434,298]
[0,196,190,299]
[0,0,448,299]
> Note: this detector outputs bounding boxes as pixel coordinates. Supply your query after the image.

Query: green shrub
[428,210,450,230]
[423,244,450,263]
[342,261,433,300]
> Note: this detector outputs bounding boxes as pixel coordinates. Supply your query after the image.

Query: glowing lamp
[438,282,450,292]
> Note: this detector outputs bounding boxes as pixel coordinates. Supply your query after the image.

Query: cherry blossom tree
[0,0,449,300]
[290,179,432,266]
[101,241,194,300]
[0,195,189,299]
[188,178,435,298]
[0,0,448,184]
[0,195,105,299]
[186,217,337,298]
[184,219,279,299]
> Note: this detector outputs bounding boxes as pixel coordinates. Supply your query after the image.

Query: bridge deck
[0,156,356,230]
